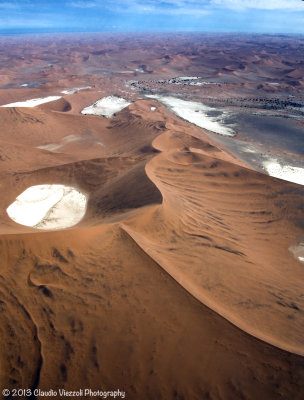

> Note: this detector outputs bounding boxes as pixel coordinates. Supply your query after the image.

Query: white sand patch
[189,81,218,86]
[61,86,92,95]
[7,184,87,230]
[155,77,218,86]
[62,134,79,142]
[263,160,304,186]
[37,135,104,151]
[151,107,156,111]
[289,243,304,263]
[177,76,200,81]
[147,95,235,137]
[158,77,200,84]
[37,135,82,152]
[1,96,62,108]
[243,146,257,153]
[37,143,63,151]
[81,96,131,118]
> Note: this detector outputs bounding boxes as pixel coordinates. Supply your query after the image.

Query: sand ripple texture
[123,129,304,356]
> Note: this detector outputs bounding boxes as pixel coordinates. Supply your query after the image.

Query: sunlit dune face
[7,185,87,230]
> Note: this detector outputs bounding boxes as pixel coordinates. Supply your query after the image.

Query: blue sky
[0,0,303,34]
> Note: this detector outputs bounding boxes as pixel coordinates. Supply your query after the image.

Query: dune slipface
[0,33,303,400]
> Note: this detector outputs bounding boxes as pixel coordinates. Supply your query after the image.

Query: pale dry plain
[0,33,303,400]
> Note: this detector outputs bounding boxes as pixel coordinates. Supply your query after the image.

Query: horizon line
[0,29,304,37]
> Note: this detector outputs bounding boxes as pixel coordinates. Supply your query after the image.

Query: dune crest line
[121,127,304,357]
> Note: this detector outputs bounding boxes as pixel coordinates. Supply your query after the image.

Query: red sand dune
[0,34,303,399]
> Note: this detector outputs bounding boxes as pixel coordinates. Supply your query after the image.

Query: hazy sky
[0,0,303,34]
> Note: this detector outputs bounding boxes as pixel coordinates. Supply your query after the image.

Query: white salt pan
[263,161,304,186]
[81,96,131,118]
[7,184,87,230]
[147,95,235,136]
[1,96,62,108]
